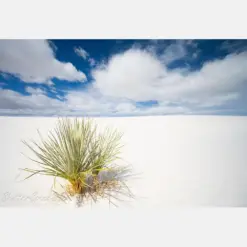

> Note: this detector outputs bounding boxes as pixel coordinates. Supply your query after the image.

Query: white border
[0,0,247,38]
[1,208,247,247]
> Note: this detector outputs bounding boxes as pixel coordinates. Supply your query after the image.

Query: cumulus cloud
[92,49,166,101]
[0,40,86,84]
[92,48,247,109]
[0,41,246,116]
[0,86,190,116]
[0,89,64,112]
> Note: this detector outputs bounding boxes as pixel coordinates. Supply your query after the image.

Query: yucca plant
[20,117,135,207]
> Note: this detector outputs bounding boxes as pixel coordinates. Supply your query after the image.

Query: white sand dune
[1,115,247,208]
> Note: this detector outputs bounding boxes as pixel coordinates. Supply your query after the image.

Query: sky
[0,39,247,116]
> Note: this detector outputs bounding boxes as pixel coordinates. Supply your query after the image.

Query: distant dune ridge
[1,115,247,208]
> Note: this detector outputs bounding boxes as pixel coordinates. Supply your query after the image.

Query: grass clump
[20,117,135,207]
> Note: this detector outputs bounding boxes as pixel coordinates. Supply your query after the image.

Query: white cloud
[0,86,190,116]
[74,47,89,60]
[48,40,58,52]
[139,104,189,115]
[147,40,199,65]
[92,48,247,109]
[74,46,97,67]
[115,103,137,114]
[92,49,166,101]
[194,93,240,108]
[46,80,55,86]
[0,40,86,84]
[49,87,57,94]
[25,86,46,95]
[0,43,247,116]
[161,40,188,64]
[0,89,64,112]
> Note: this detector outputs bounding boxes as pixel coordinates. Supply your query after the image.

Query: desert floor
[1,115,247,208]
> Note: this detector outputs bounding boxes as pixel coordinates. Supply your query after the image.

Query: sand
[1,115,247,208]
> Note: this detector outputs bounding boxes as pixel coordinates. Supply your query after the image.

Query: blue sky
[0,39,247,116]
